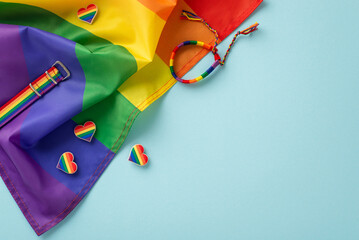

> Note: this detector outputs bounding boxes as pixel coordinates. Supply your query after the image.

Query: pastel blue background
[1,0,359,239]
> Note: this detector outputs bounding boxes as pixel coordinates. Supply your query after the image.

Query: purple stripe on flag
[0,23,78,231]
[0,24,30,106]
[0,108,77,228]
[0,24,99,234]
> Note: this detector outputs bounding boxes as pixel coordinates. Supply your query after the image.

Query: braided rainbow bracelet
[170,41,221,84]
[169,10,259,84]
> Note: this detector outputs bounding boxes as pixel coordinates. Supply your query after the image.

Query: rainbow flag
[0,0,262,235]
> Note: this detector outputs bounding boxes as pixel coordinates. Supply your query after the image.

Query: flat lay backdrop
[1,0,359,239]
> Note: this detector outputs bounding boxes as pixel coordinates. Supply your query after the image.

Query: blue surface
[1,0,359,239]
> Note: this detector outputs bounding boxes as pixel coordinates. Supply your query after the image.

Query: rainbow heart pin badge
[74,121,96,142]
[57,152,77,174]
[128,144,148,166]
[78,4,98,24]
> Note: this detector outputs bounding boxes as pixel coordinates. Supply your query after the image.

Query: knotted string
[181,10,259,65]
[169,10,259,84]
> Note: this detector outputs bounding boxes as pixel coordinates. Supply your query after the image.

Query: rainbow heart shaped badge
[78,4,98,24]
[74,121,96,142]
[57,152,77,174]
[128,144,148,166]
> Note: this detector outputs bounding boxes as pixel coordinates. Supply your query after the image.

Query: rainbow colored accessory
[128,144,148,166]
[57,152,77,174]
[169,10,259,84]
[170,41,221,84]
[77,4,98,24]
[74,121,96,142]
[0,61,70,128]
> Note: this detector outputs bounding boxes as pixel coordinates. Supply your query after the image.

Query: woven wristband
[169,40,221,84]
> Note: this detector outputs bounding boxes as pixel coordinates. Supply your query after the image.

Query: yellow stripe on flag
[118,54,176,111]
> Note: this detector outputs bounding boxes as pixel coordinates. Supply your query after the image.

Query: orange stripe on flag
[156,0,219,67]
[138,0,177,21]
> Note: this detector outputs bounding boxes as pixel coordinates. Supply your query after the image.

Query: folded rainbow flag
[0,0,262,235]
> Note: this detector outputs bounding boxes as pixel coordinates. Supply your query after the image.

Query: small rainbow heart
[74,121,96,142]
[129,144,148,166]
[57,152,77,174]
[78,4,98,24]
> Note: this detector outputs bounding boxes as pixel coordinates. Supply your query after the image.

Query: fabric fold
[0,0,262,235]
